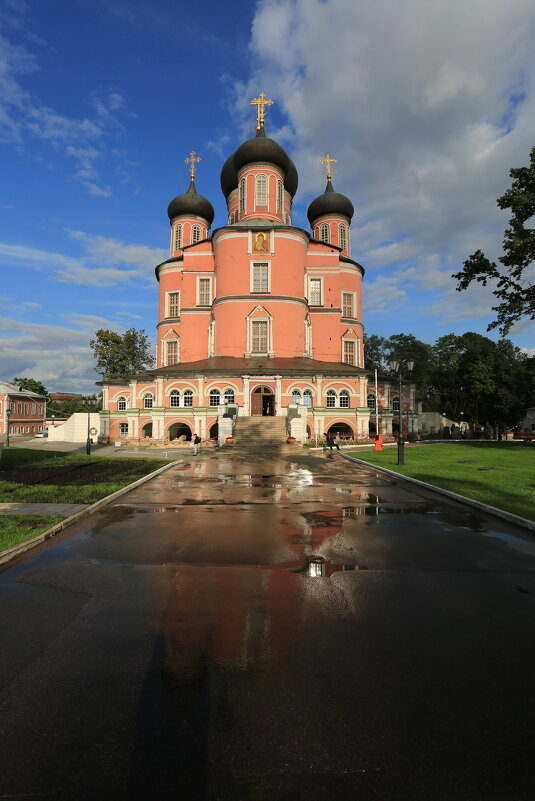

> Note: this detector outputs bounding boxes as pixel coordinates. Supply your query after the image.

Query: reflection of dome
[167,178,215,224]
[307,179,354,225]
[220,126,299,199]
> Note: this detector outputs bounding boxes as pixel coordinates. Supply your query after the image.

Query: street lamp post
[389,360,415,465]
[6,408,12,447]
[85,399,92,456]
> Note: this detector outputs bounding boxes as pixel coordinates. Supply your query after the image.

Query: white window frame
[249,320,269,354]
[339,389,350,408]
[192,225,202,244]
[392,396,400,412]
[342,337,357,366]
[339,223,347,251]
[170,389,180,407]
[166,290,180,318]
[197,276,212,306]
[303,389,313,407]
[320,223,329,243]
[326,389,337,408]
[165,339,179,366]
[308,277,323,306]
[239,178,246,213]
[117,396,127,411]
[173,224,183,251]
[250,260,271,293]
[209,388,221,407]
[223,388,235,404]
[143,393,154,409]
[342,291,355,318]
[367,393,376,411]
[183,389,193,407]
[120,422,129,437]
[255,174,268,207]
[291,389,301,404]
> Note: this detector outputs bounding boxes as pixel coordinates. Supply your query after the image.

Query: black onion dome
[167,178,215,225]
[307,179,354,225]
[220,125,299,199]
[233,126,290,175]
[220,153,237,198]
[285,158,298,197]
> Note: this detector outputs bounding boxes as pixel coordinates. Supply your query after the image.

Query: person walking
[325,431,340,456]
[192,433,201,455]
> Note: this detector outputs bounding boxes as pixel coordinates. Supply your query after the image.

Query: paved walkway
[1,449,534,800]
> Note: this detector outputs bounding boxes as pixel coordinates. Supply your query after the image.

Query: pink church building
[100,96,417,446]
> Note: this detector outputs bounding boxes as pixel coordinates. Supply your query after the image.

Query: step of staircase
[231,416,296,449]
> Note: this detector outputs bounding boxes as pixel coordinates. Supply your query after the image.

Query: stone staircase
[231,416,291,450]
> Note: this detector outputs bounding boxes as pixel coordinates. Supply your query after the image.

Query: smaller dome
[307,179,354,225]
[167,178,215,225]
[220,154,237,198]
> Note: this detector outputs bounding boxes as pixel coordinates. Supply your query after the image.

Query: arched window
[120,422,129,437]
[277,180,283,213]
[339,224,347,251]
[255,174,267,206]
[392,396,400,412]
[143,393,154,409]
[285,213,290,225]
[192,225,201,244]
[224,388,235,404]
[303,389,313,407]
[183,389,193,407]
[209,389,221,407]
[340,389,350,408]
[170,389,180,407]
[291,389,301,404]
[117,396,127,411]
[173,224,182,251]
[367,393,376,410]
[326,389,336,408]
[320,223,329,243]
[239,178,246,212]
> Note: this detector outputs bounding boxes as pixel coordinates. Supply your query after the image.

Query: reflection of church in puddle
[100,93,417,445]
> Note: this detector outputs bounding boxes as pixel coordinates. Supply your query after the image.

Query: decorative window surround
[251,261,271,293]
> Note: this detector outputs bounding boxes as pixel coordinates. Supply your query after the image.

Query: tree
[89,328,155,380]
[453,146,535,335]
[12,377,48,396]
[363,334,387,371]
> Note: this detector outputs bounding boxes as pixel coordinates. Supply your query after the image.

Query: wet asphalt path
[1,450,535,800]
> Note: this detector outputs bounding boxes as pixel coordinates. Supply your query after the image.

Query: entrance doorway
[251,386,275,416]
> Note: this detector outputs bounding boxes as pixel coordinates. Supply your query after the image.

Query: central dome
[220,125,298,199]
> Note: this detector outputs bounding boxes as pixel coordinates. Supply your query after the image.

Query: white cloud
[242,0,535,335]
[0,234,167,288]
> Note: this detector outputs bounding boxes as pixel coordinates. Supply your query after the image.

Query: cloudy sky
[1,0,534,393]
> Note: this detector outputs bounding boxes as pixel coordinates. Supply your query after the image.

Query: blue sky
[1,0,534,393]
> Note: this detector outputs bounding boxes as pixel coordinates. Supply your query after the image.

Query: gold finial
[320,151,337,181]
[250,91,274,131]
[185,150,201,179]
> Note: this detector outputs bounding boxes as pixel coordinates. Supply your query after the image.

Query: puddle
[296,556,367,577]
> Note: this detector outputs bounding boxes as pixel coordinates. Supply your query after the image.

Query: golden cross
[320,151,337,181]
[185,150,201,179]
[250,91,274,130]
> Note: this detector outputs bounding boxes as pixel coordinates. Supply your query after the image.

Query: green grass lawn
[0,449,175,550]
[0,448,174,503]
[0,515,64,551]
[347,442,535,522]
